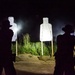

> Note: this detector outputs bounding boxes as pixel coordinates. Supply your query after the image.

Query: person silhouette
[0,19,16,75]
[54,25,75,75]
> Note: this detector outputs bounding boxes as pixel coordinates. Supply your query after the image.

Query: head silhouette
[1,20,12,29]
[62,24,74,33]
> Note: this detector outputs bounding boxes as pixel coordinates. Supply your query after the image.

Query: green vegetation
[12,33,57,56]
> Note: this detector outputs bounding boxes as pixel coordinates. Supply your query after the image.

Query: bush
[12,33,57,56]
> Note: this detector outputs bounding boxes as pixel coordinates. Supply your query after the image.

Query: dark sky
[0,0,75,41]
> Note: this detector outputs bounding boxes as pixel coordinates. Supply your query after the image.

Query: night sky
[0,0,75,41]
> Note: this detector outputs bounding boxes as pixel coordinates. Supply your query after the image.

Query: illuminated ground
[2,54,55,75]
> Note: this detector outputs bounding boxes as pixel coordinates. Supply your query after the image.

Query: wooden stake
[51,39,53,57]
[41,41,43,56]
[16,40,18,56]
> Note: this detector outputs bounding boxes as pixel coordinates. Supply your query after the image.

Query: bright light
[17,24,22,33]
[8,17,18,42]
[40,17,53,41]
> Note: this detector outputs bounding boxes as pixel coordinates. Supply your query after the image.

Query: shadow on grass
[16,69,53,75]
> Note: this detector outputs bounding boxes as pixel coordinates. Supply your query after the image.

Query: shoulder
[57,35,63,42]
[57,35,62,38]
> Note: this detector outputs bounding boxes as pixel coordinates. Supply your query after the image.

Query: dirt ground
[2,54,55,75]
